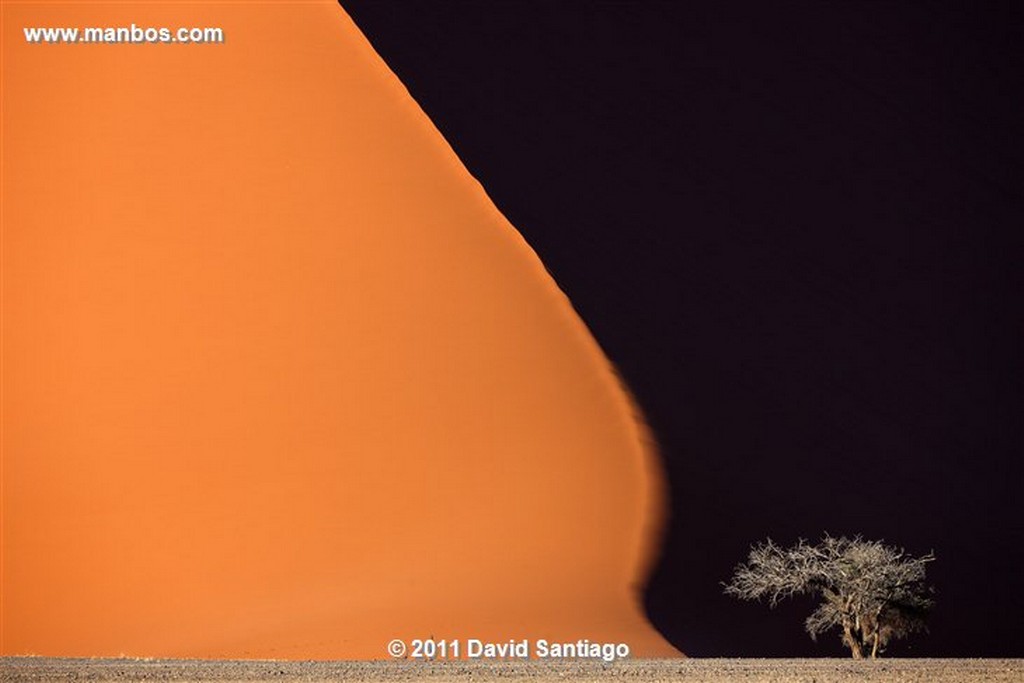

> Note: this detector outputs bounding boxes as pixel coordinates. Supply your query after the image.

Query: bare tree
[724,535,935,658]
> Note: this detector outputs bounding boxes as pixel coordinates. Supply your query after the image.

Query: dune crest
[1,1,679,659]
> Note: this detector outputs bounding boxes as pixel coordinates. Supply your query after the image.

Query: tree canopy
[724,535,935,658]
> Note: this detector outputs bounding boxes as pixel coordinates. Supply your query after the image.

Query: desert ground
[2,658,1022,683]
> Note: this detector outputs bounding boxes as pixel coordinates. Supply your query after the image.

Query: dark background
[340,1,1021,657]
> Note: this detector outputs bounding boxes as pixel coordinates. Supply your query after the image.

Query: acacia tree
[724,535,935,659]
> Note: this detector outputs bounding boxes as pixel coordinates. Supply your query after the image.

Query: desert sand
[3,0,675,660]
[3,658,1023,683]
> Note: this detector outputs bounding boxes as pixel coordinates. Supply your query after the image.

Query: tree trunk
[842,624,864,659]
[871,631,880,659]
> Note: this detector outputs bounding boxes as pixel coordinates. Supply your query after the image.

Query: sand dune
[2,1,677,659]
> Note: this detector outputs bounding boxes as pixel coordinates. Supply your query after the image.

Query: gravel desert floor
[2,658,1022,683]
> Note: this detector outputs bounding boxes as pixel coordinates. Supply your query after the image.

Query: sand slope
[1,1,676,659]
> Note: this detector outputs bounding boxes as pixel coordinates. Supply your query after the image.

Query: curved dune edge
[1,1,681,659]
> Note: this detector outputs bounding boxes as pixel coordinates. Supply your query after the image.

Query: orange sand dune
[1,1,679,659]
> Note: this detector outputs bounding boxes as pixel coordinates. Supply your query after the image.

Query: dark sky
[339,1,1022,657]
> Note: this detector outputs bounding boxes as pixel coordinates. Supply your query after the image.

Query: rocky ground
[2,657,1021,682]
